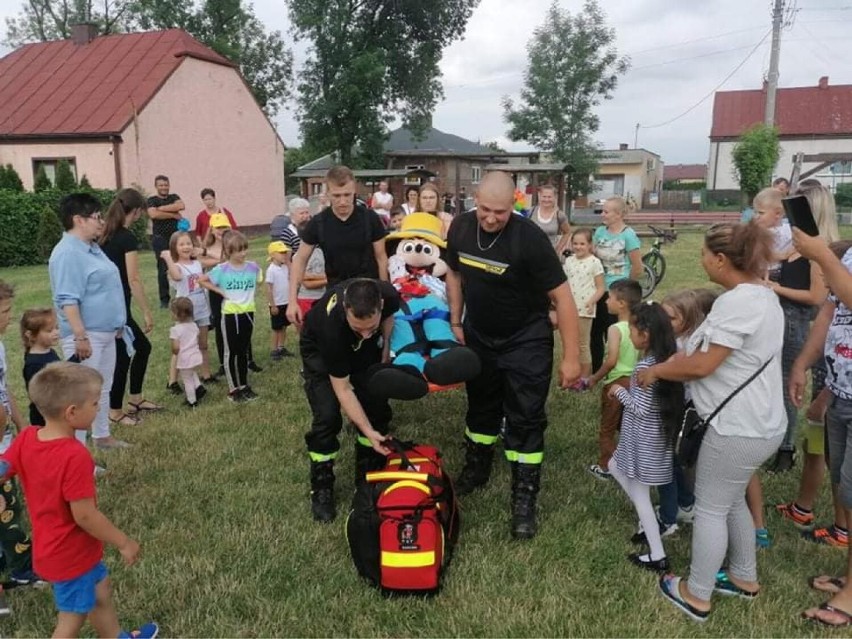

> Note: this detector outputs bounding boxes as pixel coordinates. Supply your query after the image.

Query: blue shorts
[52,561,109,614]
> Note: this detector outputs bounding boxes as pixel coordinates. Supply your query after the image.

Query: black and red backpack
[346,440,460,595]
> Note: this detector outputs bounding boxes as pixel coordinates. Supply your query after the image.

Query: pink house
[0,25,285,227]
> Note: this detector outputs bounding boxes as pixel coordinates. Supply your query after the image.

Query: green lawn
[0,232,839,637]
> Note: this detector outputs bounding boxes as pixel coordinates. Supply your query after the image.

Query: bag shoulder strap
[705,357,772,424]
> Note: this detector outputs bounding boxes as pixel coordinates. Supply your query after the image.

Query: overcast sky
[2,0,850,165]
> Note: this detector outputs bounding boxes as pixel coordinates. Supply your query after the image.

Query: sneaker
[775,502,815,531]
[166,382,182,396]
[183,400,198,409]
[195,385,207,403]
[94,464,108,479]
[9,569,47,588]
[676,504,695,524]
[242,386,259,401]
[805,525,849,548]
[248,361,263,373]
[568,378,589,392]
[755,527,771,549]
[120,622,159,639]
[768,449,795,474]
[228,389,247,403]
[270,349,283,361]
[587,464,611,480]
[279,347,295,358]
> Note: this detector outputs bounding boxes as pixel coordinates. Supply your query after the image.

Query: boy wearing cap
[266,241,293,359]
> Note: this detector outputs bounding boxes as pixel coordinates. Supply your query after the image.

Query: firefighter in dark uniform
[300,278,399,522]
[445,171,581,539]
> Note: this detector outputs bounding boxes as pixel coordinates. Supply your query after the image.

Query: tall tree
[4,0,292,115]
[731,124,780,202]
[503,1,629,201]
[287,0,480,166]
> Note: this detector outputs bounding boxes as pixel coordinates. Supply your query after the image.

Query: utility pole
[764,0,784,125]
[634,123,640,149]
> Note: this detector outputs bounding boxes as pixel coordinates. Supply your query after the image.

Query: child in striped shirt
[608,302,684,574]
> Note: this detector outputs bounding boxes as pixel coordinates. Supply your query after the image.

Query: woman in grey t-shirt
[531,185,571,255]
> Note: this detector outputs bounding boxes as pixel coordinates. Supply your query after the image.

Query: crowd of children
[0,177,849,633]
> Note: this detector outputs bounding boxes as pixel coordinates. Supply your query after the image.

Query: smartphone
[67,354,81,363]
[783,194,819,236]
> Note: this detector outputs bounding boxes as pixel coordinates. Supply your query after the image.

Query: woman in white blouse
[638,222,784,622]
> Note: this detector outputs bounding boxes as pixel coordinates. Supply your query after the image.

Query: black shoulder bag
[676,358,772,468]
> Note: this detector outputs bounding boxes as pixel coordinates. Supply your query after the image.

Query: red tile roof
[711,78,852,139]
[0,29,234,138]
[664,164,706,181]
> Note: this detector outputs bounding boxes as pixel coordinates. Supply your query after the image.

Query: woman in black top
[100,188,162,424]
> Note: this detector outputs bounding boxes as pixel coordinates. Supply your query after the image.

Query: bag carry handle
[704,357,772,425]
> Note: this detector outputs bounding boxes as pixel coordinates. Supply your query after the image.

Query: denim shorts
[826,395,852,508]
[52,561,109,614]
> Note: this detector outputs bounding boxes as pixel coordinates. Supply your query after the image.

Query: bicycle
[639,225,677,299]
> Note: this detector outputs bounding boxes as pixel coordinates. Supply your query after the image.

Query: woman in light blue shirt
[48,193,129,451]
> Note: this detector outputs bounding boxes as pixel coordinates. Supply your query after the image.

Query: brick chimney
[71,23,98,46]
[619,143,629,151]
[819,76,829,89]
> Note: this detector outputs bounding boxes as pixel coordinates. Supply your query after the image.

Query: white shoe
[661,522,679,538]
[677,504,695,524]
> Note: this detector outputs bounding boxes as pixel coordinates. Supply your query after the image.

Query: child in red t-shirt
[0,362,158,638]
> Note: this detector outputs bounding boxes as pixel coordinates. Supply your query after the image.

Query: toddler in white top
[265,241,294,360]
[752,188,792,280]
[561,228,605,382]
[169,297,205,407]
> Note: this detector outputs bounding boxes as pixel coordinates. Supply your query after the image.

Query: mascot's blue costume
[369,213,480,400]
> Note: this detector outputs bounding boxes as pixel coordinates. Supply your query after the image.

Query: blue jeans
[780,301,812,451]
[658,455,694,525]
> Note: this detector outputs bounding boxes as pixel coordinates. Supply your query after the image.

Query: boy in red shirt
[0,362,157,638]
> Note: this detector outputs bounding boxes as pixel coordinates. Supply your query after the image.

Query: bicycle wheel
[639,262,657,300]
[643,251,666,283]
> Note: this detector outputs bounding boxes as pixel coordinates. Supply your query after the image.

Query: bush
[0,188,150,267]
[79,174,93,190]
[1,165,24,192]
[54,160,77,193]
[35,205,63,262]
[33,165,51,192]
[836,183,852,210]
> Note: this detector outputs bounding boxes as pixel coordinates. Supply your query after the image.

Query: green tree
[483,140,507,153]
[36,204,63,261]
[79,174,94,190]
[4,165,24,192]
[54,159,77,192]
[287,0,480,165]
[5,0,292,116]
[0,165,8,190]
[731,124,780,202]
[284,146,312,194]
[502,1,629,202]
[33,165,52,192]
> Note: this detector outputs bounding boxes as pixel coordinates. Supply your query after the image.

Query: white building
[707,76,852,191]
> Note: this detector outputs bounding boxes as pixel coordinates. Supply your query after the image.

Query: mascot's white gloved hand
[388,254,409,286]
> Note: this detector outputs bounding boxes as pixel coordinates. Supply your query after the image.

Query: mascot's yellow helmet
[385,212,447,249]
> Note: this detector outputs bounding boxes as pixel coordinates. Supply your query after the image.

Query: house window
[32,158,77,185]
[830,161,852,175]
[310,182,323,195]
[471,165,482,184]
[646,159,656,172]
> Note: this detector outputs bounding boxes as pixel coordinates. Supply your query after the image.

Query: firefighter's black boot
[310,460,336,523]
[454,439,495,496]
[355,444,386,484]
[511,463,541,540]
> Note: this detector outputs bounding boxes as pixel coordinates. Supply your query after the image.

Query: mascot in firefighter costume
[369,213,481,400]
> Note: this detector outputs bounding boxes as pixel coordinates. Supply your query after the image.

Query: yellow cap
[267,241,291,259]
[209,213,232,229]
[385,212,446,248]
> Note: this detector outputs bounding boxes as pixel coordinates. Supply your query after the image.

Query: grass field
[0,230,842,637]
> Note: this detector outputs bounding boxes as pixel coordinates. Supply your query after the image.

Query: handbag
[676,358,773,468]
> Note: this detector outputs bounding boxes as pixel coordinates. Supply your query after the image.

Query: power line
[631,42,764,72]
[627,25,766,56]
[639,29,772,130]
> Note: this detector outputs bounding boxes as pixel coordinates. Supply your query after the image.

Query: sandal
[659,574,710,623]
[714,570,759,599]
[109,413,139,426]
[803,602,852,627]
[809,575,847,594]
[127,399,164,414]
